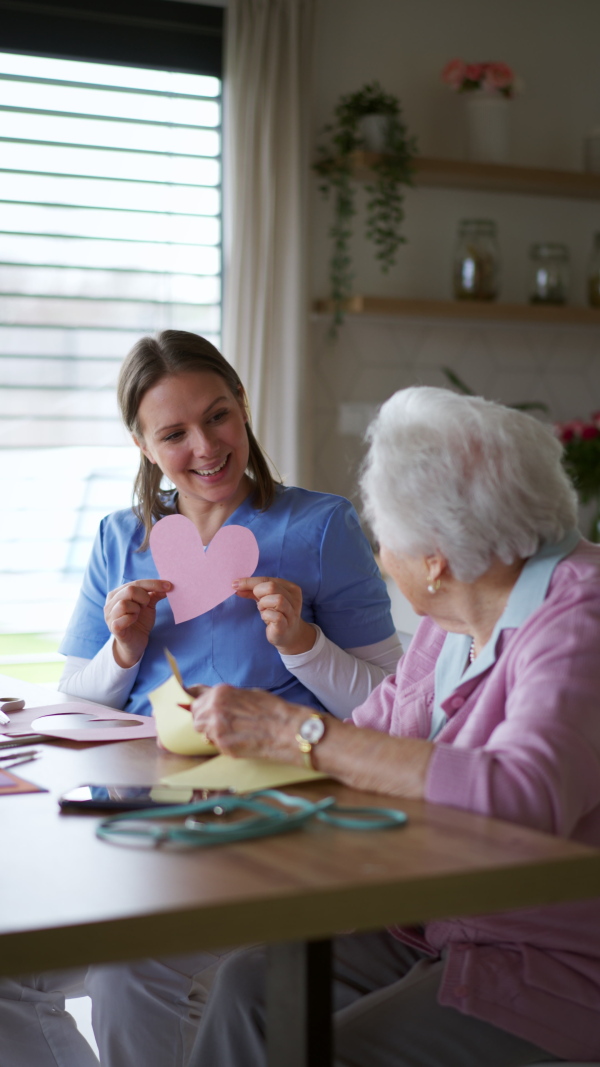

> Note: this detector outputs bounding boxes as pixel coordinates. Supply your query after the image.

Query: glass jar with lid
[453,219,500,301]
[529,242,569,305]
[587,233,600,308]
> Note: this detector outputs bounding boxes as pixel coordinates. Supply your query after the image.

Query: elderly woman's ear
[425,554,446,592]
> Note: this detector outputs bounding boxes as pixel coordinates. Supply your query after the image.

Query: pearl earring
[427,578,441,594]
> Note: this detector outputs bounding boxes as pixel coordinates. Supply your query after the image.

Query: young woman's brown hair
[117,330,278,549]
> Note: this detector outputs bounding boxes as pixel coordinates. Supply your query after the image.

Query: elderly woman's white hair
[361,386,578,583]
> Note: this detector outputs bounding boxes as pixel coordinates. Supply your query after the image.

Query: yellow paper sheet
[160,753,327,793]
[150,673,217,756]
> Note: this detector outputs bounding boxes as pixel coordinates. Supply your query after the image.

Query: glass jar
[587,233,600,308]
[453,219,500,301]
[529,243,569,305]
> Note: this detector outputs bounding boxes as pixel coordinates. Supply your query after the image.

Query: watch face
[299,716,325,744]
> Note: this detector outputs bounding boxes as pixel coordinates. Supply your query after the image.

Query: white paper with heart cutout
[30,703,156,742]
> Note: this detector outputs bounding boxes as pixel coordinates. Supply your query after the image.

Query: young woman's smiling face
[135,371,251,522]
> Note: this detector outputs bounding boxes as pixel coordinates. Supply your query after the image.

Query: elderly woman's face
[380,544,431,617]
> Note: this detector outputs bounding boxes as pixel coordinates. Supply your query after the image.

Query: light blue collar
[429,528,581,740]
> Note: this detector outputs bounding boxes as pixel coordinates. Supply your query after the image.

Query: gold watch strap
[295,734,314,770]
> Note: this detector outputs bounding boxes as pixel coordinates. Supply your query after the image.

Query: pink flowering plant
[555,413,600,539]
[441,59,519,98]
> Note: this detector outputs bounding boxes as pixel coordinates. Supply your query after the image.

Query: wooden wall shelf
[313,296,600,325]
[339,152,600,201]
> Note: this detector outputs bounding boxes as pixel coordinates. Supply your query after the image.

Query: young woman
[58,329,401,721]
[0,331,401,1067]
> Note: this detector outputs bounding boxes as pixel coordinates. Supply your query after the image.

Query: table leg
[266,938,332,1067]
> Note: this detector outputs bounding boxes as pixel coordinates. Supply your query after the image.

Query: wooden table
[2,675,600,1067]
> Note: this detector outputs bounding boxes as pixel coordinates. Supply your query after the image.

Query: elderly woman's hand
[233,577,317,656]
[191,684,433,798]
[190,685,306,763]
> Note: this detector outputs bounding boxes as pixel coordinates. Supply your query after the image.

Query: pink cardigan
[352,539,600,1060]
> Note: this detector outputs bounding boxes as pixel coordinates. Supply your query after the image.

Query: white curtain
[223,0,316,485]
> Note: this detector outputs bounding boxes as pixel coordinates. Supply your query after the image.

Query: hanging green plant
[313,82,417,333]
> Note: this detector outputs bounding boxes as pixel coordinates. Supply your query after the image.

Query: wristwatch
[295,713,326,769]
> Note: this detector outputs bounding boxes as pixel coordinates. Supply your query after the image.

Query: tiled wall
[311,310,600,512]
[311,310,600,636]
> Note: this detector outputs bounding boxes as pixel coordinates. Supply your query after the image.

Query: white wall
[311,0,600,303]
[309,0,600,522]
[313,0,600,167]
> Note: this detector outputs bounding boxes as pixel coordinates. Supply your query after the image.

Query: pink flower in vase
[582,424,600,440]
[465,63,485,84]
[483,61,515,96]
[441,59,467,89]
[554,421,572,443]
[570,419,587,438]
[441,58,520,102]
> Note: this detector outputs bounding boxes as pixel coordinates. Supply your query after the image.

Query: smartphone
[59,783,199,812]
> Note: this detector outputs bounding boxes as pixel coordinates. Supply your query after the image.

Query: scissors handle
[0,697,25,719]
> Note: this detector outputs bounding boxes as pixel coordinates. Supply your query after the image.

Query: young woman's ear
[237,386,250,424]
[132,435,156,465]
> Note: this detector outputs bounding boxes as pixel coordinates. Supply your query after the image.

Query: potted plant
[313,82,417,332]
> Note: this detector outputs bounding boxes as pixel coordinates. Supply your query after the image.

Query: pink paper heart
[149,514,259,624]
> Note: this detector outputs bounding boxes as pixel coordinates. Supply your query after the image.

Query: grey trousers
[0,949,232,1067]
[189,930,561,1067]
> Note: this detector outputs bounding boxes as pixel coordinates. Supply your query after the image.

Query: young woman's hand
[104,579,171,668]
[233,577,317,656]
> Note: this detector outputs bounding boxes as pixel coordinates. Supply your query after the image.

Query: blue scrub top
[60,485,395,717]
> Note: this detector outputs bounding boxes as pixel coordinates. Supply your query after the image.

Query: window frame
[0,0,223,77]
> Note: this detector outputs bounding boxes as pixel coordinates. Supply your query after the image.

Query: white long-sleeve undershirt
[58,628,403,718]
[279,628,402,717]
[59,638,141,709]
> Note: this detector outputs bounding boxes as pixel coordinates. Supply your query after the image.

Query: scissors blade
[0,749,39,761]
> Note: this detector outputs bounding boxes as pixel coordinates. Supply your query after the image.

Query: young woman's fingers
[259,608,286,625]
[111,611,139,633]
[106,580,170,610]
[233,576,298,597]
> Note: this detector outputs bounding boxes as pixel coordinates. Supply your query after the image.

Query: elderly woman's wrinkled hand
[190,685,305,763]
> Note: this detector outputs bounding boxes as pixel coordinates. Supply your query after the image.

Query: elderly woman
[188,386,600,1067]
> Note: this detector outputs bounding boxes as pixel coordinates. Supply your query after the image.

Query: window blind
[0,50,221,448]
[0,7,223,631]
